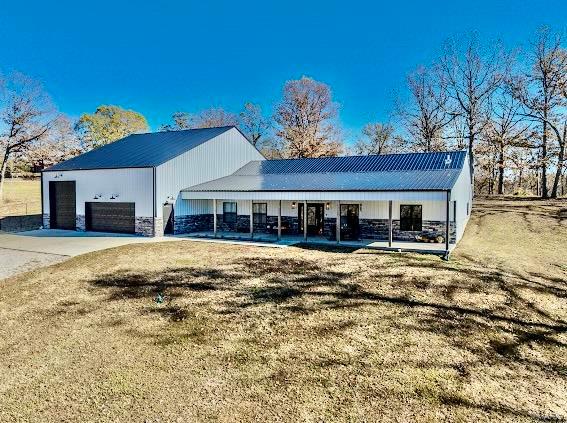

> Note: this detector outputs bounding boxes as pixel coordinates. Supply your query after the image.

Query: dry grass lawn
[0,198,566,422]
[0,178,41,217]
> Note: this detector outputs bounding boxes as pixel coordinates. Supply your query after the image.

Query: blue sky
[0,0,565,143]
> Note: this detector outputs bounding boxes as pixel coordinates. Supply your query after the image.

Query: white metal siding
[156,128,265,218]
[450,155,473,241]
[42,168,154,217]
[183,198,451,221]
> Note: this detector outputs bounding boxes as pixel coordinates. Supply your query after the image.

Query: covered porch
[176,191,457,256]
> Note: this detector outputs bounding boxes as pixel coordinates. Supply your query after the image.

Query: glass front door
[340,204,360,240]
[298,203,324,236]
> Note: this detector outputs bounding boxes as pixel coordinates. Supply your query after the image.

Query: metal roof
[45,126,234,171]
[182,150,467,192]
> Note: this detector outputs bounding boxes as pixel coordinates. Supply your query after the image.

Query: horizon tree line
[1,27,565,198]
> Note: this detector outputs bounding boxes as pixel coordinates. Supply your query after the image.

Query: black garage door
[49,181,76,230]
[85,202,135,234]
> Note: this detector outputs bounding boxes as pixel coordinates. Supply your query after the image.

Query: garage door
[49,181,76,230]
[85,202,135,234]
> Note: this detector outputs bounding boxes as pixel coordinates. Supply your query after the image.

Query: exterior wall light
[291,201,296,209]
[110,194,119,200]
[325,202,330,210]
[93,194,102,199]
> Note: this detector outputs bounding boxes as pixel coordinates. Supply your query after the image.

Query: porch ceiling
[180,190,449,201]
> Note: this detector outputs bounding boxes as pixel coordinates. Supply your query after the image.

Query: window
[400,205,422,231]
[253,203,267,225]
[223,202,237,223]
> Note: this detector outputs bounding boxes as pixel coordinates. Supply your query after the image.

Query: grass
[0,178,41,217]
[0,198,566,422]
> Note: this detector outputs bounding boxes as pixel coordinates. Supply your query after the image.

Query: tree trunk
[551,140,565,198]
[541,120,548,198]
[0,148,10,201]
[497,142,505,195]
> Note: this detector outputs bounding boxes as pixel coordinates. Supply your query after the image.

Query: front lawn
[0,178,41,217]
[0,198,565,422]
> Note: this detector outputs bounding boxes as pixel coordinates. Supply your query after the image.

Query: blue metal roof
[45,126,234,171]
[182,150,467,192]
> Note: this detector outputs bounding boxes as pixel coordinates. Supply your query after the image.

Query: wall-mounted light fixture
[325,202,330,210]
[93,194,102,199]
[291,201,296,209]
[110,194,119,200]
[53,173,64,179]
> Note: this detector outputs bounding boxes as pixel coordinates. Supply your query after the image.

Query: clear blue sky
[1,0,565,143]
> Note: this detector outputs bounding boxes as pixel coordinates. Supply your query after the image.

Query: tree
[0,72,57,199]
[75,105,148,149]
[354,123,396,155]
[159,112,192,131]
[398,65,453,152]
[160,108,238,131]
[509,29,567,198]
[439,34,506,174]
[485,92,533,194]
[274,76,343,158]
[24,115,82,169]
[240,103,269,147]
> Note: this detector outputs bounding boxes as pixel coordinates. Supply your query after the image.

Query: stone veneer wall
[76,214,86,232]
[323,217,337,240]
[174,214,214,234]
[153,217,164,237]
[359,219,456,243]
[42,213,50,229]
[135,217,155,237]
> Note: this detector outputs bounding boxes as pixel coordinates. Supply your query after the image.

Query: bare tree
[0,73,57,199]
[274,76,343,158]
[160,108,238,131]
[510,28,567,198]
[354,122,396,155]
[24,115,82,169]
[239,103,269,147]
[439,34,506,174]
[485,92,533,194]
[398,65,454,152]
[159,112,192,131]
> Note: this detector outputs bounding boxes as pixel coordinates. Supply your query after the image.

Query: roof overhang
[181,190,450,202]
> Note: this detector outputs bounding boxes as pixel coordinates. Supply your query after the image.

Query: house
[178,149,473,255]
[41,127,264,236]
[43,126,473,255]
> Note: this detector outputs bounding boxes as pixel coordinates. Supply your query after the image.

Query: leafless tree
[0,73,57,199]
[239,102,269,147]
[274,76,343,158]
[439,34,506,174]
[398,65,454,152]
[160,108,238,131]
[24,115,82,169]
[354,122,396,155]
[510,28,567,198]
[485,92,533,194]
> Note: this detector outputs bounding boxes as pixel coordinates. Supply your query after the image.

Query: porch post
[213,199,217,237]
[303,200,307,241]
[388,200,393,247]
[277,200,282,241]
[445,190,450,255]
[250,200,254,238]
[336,200,341,243]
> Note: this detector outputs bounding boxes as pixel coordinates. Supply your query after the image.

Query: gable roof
[182,150,467,192]
[45,126,236,171]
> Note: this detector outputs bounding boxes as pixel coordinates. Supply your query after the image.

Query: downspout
[152,167,156,236]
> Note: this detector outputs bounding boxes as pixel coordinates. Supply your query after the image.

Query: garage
[85,202,135,234]
[49,181,76,230]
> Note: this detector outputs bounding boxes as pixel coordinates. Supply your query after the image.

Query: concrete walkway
[0,229,183,280]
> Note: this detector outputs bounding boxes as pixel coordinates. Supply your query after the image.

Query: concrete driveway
[0,229,181,279]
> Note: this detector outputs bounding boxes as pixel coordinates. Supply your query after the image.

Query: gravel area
[0,247,68,280]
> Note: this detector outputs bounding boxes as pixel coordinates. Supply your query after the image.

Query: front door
[298,203,324,236]
[340,204,360,240]
[49,181,76,230]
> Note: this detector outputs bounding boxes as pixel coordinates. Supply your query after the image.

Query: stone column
[303,200,307,241]
[213,199,217,237]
